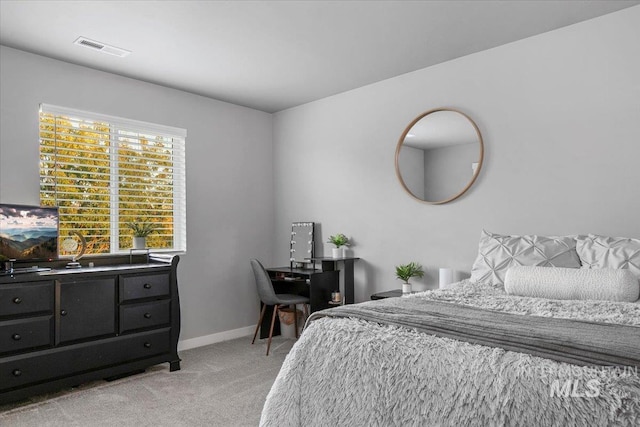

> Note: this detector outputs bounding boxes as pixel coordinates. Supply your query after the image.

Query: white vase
[133,236,146,249]
[341,247,348,258]
[439,268,454,289]
[402,283,412,294]
[332,247,341,258]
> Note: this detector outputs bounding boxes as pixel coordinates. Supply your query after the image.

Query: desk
[262,258,360,339]
[261,267,339,339]
[309,257,359,305]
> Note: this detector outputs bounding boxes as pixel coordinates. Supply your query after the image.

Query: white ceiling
[1,1,638,113]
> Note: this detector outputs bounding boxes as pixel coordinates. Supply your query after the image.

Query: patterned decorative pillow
[576,234,640,280]
[470,230,581,286]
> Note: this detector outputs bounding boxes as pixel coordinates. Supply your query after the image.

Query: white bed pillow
[576,234,640,280]
[504,266,640,302]
[470,230,581,286]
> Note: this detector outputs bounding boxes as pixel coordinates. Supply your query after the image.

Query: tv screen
[0,203,59,262]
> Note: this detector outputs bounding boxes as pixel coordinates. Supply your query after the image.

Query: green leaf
[395,261,424,283]
[327,233,350,248]
[124,220,158,237]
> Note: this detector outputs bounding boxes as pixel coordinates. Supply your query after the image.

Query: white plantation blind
[39,104,186,255]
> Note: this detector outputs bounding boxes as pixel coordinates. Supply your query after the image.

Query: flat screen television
[0,203,59,263]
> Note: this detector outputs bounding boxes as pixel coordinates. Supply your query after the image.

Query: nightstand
[370,289,403,300]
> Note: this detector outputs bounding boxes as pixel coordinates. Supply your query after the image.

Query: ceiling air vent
[73,37,131,58]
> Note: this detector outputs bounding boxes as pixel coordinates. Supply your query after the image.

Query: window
[39,104,186,255]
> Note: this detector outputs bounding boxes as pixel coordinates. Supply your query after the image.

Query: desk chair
[250,259,309,356]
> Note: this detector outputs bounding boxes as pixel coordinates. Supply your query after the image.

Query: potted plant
[327,233,350,258]
[125,221,158,249]
[395,261,424,294]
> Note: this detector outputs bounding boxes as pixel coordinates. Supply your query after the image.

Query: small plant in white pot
[327,233,350,258]
[395,262,424,294]
[125,221,157,249]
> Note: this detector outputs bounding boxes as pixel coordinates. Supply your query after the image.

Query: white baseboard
[178,326,255,351]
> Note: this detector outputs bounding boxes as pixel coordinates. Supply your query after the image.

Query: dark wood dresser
[0,255,180,404]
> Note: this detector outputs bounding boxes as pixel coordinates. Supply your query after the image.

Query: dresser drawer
[0,316,53,355]
[120,273,170,302]
[119,300,171,333]
[1,328,171,391]
[0,282,54,318]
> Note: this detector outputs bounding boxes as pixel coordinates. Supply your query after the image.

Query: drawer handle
[12,369,22,377]
[144,342,152,348]
[13,297,22,304]
[60,309,68,316]
[144,313,152,319]
[12,334,21,341]
[143,283,152,289]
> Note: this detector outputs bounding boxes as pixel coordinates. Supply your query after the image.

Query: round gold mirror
[395,108,484,204]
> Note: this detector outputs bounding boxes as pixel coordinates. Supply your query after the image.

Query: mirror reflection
[395,108,484,204]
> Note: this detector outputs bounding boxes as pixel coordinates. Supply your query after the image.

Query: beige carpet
[0,335,294,426]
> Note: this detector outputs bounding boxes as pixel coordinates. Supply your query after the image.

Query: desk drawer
[0,282,54,317]
[120,300,170,333]
[0,316,53,355]
[120,273,170,302]
[0,328,171,391]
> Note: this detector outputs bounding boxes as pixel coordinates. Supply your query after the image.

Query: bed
[260,232,640,426]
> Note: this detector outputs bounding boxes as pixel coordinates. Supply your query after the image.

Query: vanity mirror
[290,222,314,268]
[395,108,484,204]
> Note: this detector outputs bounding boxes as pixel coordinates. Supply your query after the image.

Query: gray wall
[1,7,639,344]
[0,46,274,343]
[273,8,640,298]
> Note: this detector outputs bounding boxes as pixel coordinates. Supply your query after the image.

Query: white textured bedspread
[260,281,640,426]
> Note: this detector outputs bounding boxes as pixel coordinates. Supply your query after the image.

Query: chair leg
[251,304,267,345]
[293,304,299,339]
[266,304,279,356]
[301,304,310,334]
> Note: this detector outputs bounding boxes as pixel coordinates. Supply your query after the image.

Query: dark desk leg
[343,259,355,304]
[319,259,355,305]
[309,270,339,312]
